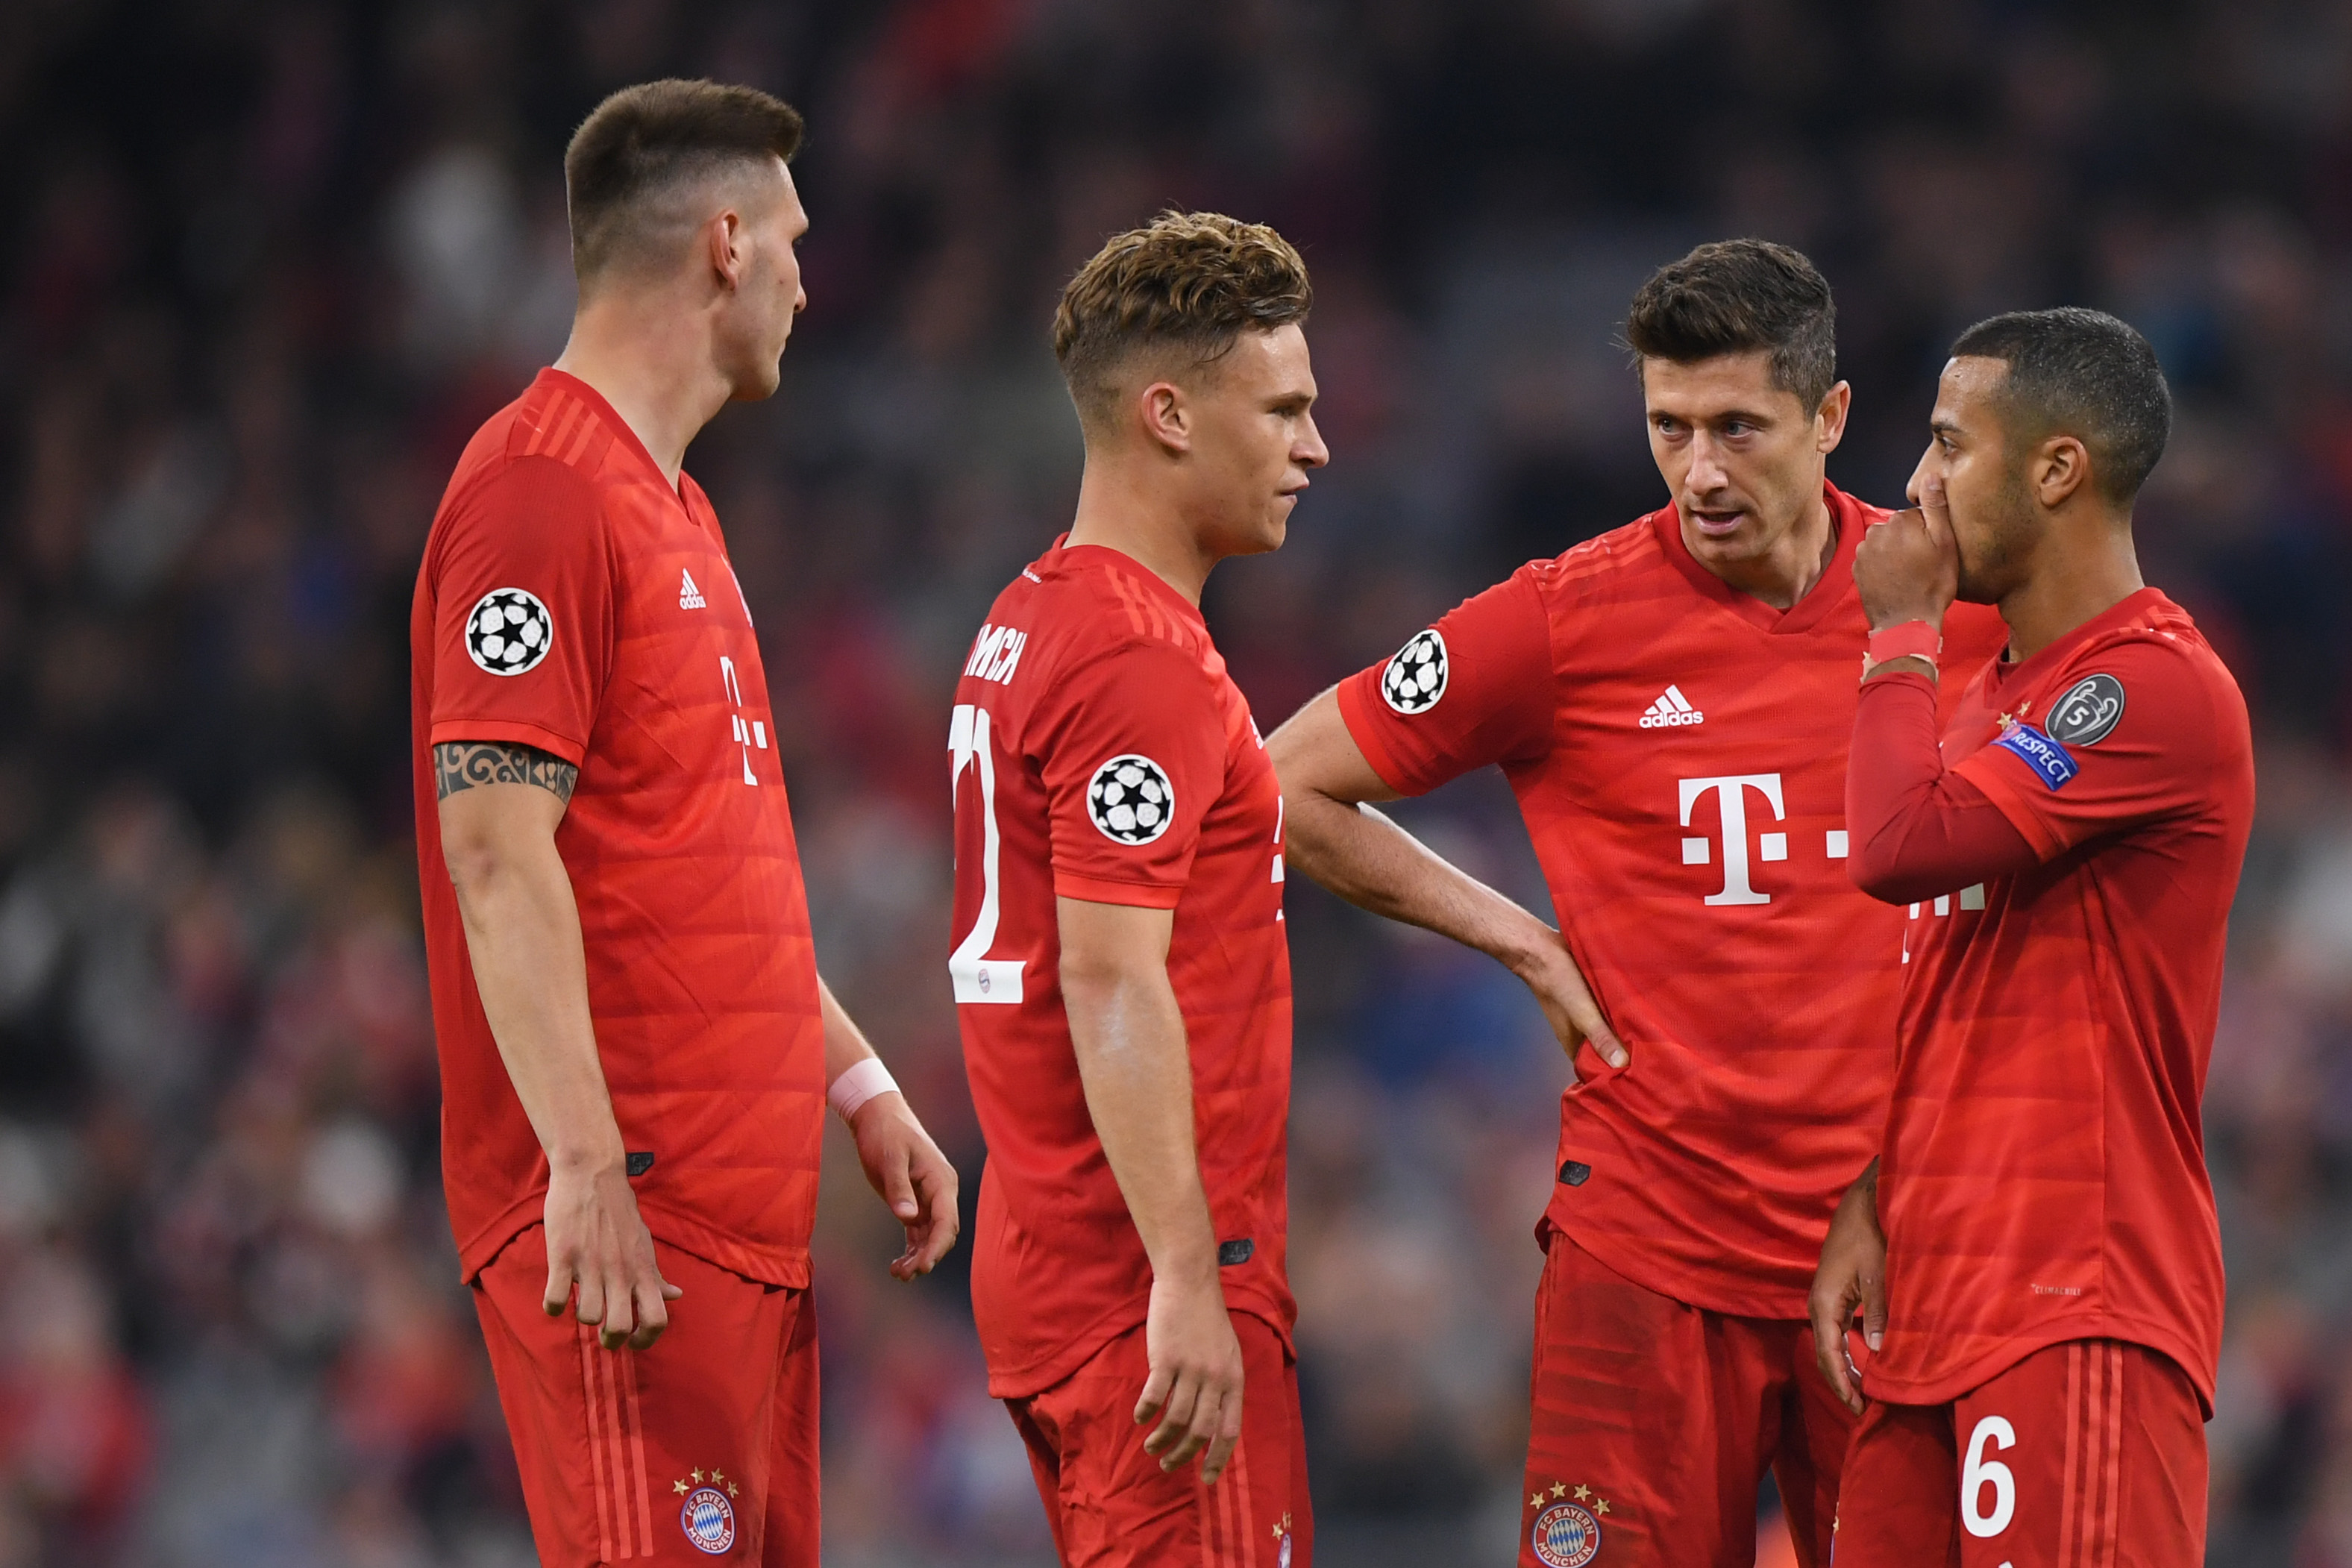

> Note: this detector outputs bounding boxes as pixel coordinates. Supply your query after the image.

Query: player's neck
[1066,460,1217,606]
[554,295,734,491]
[1705,490,1837,611]
[1999,524,2145,664]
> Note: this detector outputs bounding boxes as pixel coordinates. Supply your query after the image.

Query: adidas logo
[1638,685,1704,729]
[679,568,706,610]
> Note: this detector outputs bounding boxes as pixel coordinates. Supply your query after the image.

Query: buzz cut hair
[1949,307,2172,506]
[564,78,804,286]
[1624,239,1839,412]
[1052,210,1313,436]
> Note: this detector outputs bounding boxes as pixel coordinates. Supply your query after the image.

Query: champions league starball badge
[463,586,553,676]
[680,1485,737,1555]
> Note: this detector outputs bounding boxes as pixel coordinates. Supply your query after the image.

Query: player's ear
[1815,380,1852,455]
[1136,380,1191,457]
[2033,434,2091,510]
[707,209,745,290]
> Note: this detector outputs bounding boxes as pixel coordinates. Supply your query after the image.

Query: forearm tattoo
[433,741,579,803]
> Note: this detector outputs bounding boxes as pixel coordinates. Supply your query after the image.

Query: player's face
[1643,351,1845,577]
[717,158,809,401]
[1182,323,1328,557]
[1910,356,2038,604]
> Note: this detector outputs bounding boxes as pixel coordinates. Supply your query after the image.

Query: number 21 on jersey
[950,703,1024,1005]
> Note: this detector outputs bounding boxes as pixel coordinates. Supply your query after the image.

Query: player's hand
[1513,931,1628,1073]
[1808,1162,1888,1415]
[847,1090,962,1280]
[1854,481,1960,633]
[1135,1272,1246,1484]
[542,1158,683,1351]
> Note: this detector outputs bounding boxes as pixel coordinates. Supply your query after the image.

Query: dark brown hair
[1950,307,2172,504]
[564,79,804,283]
[1625,239,1838,410]
[1053,210,1312,433]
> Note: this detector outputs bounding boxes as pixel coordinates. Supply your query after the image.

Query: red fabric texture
[1517,1235,1851,1568]
[411,369,827,1290]
[472,1226,820,1567]
[1845,671,2038,904]
[1332,486,2011,1320]
[953,541,1293,1399]
[1005,1314,1308,1568]
[1835,1338,2207,1567]
[1865,589,2254,1413]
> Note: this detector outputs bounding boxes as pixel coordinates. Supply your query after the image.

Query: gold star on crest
[1573,1484,1591,1502]
[1596,1499,1611,1515]
[673,1479,689,1495]
[1531,1492,1546,1509]
[710,1470,726,1487]
[1551,1481,1567,1498]
[727,1482,738,1499]
[691,1469,704,1484]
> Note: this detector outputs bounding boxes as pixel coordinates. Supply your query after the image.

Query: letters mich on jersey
[945,537,1296,1402]
[1337,485,2012,1321]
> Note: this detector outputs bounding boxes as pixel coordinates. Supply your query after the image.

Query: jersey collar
[1043,533,1210,629]
[1978,585,2173,698]
[1650,481,1869,636]
[536,367,694,507]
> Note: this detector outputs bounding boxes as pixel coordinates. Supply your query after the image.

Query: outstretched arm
[436,738,680,1350]
[1267,687,1625,1067]
[1059,896,1244,1486]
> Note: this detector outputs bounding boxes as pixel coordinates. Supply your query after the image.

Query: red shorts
[1836,1339,2206,1567]
[471,1225,820,1567]
[1006,1312,1309,1568]
[1520,1234,1854,1568]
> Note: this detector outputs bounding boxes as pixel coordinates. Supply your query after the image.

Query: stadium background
[1,1,2348,1564]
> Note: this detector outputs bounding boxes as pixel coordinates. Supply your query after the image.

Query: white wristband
[827,1057,899,1123]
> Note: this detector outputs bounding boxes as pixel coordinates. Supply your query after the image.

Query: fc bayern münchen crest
[680,1486,737,1555]
[463,587,553,677]
[1381,628,1448,714]
[1531,1499,1602,1567]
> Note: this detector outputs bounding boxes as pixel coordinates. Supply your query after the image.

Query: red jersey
[951,540,1293,1399]
[410,369,826,1288]
[1336,485,2009,1318]
[1863,588,2253,1411]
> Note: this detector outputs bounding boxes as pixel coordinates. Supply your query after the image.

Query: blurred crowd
[2,1,2350,1564]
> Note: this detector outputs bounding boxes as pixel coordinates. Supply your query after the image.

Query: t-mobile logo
[1679,773,1787,906]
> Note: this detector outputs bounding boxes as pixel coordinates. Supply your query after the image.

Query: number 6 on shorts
[1961,1414,2016,1538]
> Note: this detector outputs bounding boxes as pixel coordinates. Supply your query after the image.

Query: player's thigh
[1767,1317,1860,1568]
[756,1285,820,1568]
[1951,1340,2207,1568]
[1520,1235,1763,1568]
[1822,1396,1962,1568]
[472,1226,796,1566]
[1020,1317,1305,1568]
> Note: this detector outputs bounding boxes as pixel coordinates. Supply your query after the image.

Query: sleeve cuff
[1052,872,1185,909]
[1334,677,1417,796]
[427,718,588,768]
[1954,752,2065,862]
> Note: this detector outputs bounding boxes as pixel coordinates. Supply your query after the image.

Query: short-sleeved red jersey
[1863,588,2253,1412]
[410,369,826,1288]
[1336,486,2010,1318]
[950,539,1292,1399]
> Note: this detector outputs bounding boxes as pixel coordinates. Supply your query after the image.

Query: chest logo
[2046,673,2124,746]
[463,588,553,676]
[1087,754,1175,845]
[1639,684,1704,728]
[679,568,706,609]
[1381,628,1449,714]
